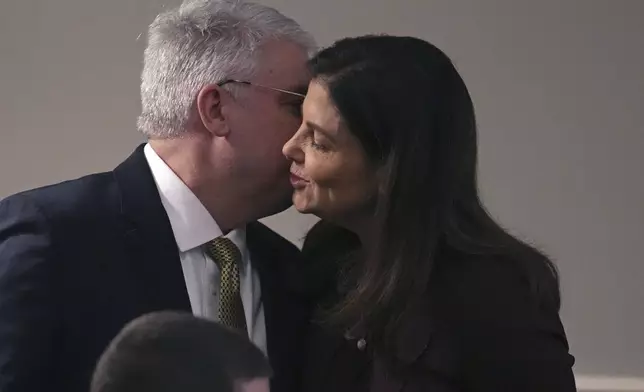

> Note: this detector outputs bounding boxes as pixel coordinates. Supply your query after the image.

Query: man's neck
[148,139,252,232]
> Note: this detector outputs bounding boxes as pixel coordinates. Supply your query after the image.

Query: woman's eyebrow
[306,121,335,140]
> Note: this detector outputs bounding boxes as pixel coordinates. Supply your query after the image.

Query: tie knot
[206,237,241,268]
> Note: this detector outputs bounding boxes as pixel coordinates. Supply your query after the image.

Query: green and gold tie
[205,237,247,334]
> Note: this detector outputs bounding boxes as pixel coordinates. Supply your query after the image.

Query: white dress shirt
[144,144,267,354]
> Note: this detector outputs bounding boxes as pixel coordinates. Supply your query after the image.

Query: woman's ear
[196,84,230,137]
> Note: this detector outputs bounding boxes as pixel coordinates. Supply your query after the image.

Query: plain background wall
[1,0,643,384]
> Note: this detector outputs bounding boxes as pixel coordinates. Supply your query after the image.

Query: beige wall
[2,0,643,388]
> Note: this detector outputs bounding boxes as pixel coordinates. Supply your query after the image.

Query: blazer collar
[112,144,191,311]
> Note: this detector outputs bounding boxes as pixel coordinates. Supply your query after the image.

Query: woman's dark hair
[304,35,560,356]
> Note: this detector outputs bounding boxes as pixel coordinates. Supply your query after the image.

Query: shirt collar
[144,143,246,252]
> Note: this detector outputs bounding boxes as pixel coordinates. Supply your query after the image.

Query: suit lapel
[247,222,310,392]
[113,144,191,312]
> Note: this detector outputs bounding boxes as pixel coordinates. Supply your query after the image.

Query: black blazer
[0,145,312,392]
[300,234,577,392]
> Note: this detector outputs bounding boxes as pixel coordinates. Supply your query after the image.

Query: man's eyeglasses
[217,79,305,98]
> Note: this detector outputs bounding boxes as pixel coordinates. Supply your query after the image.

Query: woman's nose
[283,134,304,162]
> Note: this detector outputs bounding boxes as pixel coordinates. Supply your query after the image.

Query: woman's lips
[289,172,308,187]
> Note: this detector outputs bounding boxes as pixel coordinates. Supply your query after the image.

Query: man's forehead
[254,40,311,88]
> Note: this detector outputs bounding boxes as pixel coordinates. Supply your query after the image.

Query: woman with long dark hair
[283,35,576,391]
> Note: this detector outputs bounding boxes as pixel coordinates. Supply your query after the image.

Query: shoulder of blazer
[389,252,565,364]
[429,253,568,346]
[1,171,119,228]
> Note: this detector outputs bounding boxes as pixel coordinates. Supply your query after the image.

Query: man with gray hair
[0,1,316,392]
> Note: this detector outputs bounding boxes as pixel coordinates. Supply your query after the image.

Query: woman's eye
[311,140,329,151]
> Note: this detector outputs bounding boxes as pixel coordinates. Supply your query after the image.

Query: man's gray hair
[137,0,316,139]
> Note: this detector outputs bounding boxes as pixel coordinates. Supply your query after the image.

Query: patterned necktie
[205,237,247,334]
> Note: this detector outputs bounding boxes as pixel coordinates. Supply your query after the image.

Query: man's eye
[290,104,303,118]
[283,100,303,118]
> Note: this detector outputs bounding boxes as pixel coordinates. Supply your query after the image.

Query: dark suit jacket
[301,238,577,392]
[0,145,312,392]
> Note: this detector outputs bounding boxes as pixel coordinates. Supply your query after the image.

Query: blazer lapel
[113,144,191,312]
[247,222,310,392]
[370,293,435,392]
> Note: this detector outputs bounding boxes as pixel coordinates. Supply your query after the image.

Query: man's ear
[196,84,230,137]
